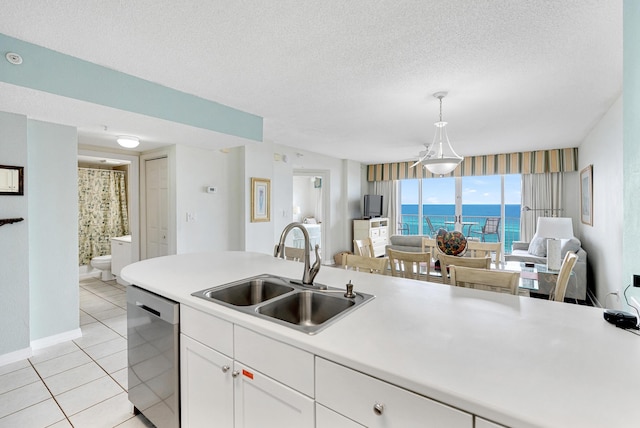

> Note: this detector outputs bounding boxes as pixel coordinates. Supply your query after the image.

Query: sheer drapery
[520,172,564,242]
[373,180,399,234]
[78,168,129,265]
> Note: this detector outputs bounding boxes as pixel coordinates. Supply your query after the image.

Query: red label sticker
[242,369,254,380]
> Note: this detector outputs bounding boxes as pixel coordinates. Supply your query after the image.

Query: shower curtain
[78,168,130,265]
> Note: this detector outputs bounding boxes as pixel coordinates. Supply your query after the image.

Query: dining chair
[421,237,443,283]
[425,216,437,237]
[549,252,579,302]
[466,241,501,264]
[469,217,501,242]
[353,238,375,257]
[283,246,305,262]
[397,222,410,235]
[437,254,491,284]
[341,253,388,274]
[387,249,431,281]
[449,265,521,295]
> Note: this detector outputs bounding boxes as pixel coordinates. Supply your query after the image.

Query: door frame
[293,169,330,264]
[78,148,141,264]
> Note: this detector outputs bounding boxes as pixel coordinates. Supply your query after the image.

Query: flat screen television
[363,194,383,218]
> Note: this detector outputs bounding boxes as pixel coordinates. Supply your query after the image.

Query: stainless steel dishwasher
[127,285,180,428]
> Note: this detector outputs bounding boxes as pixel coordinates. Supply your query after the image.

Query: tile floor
[0,277,155,428]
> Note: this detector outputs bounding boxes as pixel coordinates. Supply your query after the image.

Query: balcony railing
[397,214,521,255]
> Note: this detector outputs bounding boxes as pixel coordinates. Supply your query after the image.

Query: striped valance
[366,148,578,182]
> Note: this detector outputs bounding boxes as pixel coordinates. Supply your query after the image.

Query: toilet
[91,255,114,280]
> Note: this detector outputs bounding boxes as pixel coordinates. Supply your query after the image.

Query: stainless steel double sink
[192,274,374,334]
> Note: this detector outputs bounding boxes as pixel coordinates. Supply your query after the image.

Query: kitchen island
[122,251,640,428]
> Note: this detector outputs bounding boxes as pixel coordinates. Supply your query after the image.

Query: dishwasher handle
[136,302,161,318]
[127,285,179,324]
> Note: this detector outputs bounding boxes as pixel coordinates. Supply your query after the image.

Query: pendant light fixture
[116,136,140,148]
[413,92,463,175]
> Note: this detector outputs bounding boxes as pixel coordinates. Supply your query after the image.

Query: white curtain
[374,180,399,234]
[520,172,564,242]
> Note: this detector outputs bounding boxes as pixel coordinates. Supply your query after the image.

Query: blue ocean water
[399,204,521,250]
[401,204,521,217]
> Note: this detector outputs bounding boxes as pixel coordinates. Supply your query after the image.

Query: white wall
[175,145,242,253]
[27,120,80,342]
[0,112,30,360]
[579,96,623,305]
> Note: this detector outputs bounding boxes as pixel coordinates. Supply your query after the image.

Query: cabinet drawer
[180,305,233,357]
[370,229,380,238]
[379,227,388,237]
[316,358,472,428]
[316,404,365,428]
[235,326,314,397]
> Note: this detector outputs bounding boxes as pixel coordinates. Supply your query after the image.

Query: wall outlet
[634,274,640,288]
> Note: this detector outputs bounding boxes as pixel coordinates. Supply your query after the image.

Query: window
[399,174,521,254]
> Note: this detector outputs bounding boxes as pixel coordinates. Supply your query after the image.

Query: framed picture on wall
[580,164,593,226]
[251,177,271,222]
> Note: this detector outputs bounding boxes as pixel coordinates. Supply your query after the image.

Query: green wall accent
[0,33,262,142]
[623,1,640,300]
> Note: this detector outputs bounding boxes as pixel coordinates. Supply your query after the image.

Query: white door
[145,157,168,258]
[180,334,234,428]
[234,362,314,428]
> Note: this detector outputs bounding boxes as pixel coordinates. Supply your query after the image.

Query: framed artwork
[251,177,271,222]
[580,164,593,226]
[0,165,24,195]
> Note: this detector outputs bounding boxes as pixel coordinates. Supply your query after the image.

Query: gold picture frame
[580,164,593,226]
[251,177,271,222]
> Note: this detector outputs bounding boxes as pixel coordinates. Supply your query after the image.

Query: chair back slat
[450,266,520,295]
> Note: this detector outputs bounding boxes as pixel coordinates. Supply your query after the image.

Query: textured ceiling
[0,0,622,164]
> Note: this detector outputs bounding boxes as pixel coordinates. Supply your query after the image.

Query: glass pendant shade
[418,92,463,175]
[422,119,462,175]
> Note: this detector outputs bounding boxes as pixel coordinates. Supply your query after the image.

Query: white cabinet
[475,417,507,428]
[353,218,389,257]
[180,305,314,428]
[234,361,314,428]
[180,334,234,427]
[316,357,473,428]
[316,404,365,428]
[111,235,132,284]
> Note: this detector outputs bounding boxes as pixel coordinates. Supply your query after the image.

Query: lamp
[535,217,574,270]
[419,92,463,175]
[116,136,140,148]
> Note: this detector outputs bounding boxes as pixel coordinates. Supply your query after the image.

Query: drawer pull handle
[373,402,384,415]
[221,365,230,373]
[232,370,241,378]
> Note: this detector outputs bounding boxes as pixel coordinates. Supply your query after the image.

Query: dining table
[444,220,478,236]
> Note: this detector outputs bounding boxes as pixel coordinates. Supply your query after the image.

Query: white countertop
[122,251,640,428]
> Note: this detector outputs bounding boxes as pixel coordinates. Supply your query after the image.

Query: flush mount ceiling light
[411,92,463,175]
[116,136,140,148]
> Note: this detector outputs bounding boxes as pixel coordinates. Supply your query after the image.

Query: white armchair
[506,217,587,300]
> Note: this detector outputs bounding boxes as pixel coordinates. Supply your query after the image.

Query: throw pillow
[528,235,548,257]
[560,238,581,257]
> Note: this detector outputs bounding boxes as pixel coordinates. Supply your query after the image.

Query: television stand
[353,217,389,257]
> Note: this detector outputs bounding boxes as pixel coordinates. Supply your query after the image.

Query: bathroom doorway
[292,170,329,264]
[77,149,140,278]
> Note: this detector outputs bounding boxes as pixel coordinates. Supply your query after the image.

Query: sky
[400,174,521,205]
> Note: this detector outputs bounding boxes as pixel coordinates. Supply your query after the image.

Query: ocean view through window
[399,175,521,254]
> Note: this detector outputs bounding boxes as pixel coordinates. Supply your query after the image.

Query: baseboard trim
[0,347,32,367]
[31,328,82,351]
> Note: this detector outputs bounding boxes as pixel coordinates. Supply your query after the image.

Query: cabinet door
[234,362,314,428]
[316,403,365,428]
[316,358,472,428]
[475,417,507,428]
[180,334,234,428]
